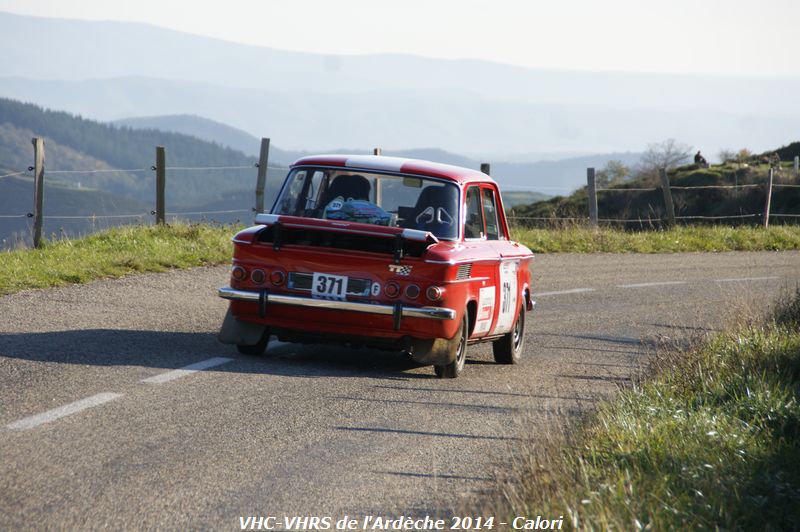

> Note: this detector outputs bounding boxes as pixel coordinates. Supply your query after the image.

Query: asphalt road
[1,251,798,530]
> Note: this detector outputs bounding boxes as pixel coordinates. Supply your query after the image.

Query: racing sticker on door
[492,261,518,335]
[473,286,496,334]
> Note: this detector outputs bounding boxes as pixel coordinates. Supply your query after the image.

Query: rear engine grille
[287,272,371,297]
[257,225,430,257]
[456,263,473,280]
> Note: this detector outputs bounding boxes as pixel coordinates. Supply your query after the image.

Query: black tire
[493,304,525,364]
[236,328,270,356]
[434,313,468,378]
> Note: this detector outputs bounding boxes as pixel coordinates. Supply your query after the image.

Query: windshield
[272,167,460,240]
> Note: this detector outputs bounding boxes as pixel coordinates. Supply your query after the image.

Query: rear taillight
[426,286,443,301]
[270,270,286,286]
[404,284,420,299]
[231,265,247,282]
[385,281,400,298]
[251,269,266,284]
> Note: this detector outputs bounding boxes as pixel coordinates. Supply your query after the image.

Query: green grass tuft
[0,223,237,296]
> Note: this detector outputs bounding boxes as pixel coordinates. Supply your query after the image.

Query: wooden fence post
[32,137,45,248]
[155,146,165,225]
[763,168,774,228]
[373,148,382,155]
[659,168,676,227]
[255,138,270,214]
[794,156,799,177]
[587,167,598,227]
[480,163,491,175]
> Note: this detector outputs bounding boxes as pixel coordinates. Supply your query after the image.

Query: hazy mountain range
[1,10,797,161]
[0,98,280,248]
[113,114,640,194]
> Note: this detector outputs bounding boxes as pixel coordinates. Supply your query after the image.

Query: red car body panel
[219,155,534,356]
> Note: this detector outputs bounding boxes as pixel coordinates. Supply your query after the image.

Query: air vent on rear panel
[456,263,473,281]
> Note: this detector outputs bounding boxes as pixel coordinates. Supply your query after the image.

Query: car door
[480,185,520,336]
[463,184,500,338]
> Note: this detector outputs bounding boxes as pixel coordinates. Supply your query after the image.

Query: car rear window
[272,167,460,240]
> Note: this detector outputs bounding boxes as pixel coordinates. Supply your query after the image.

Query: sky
[0,0,798,78]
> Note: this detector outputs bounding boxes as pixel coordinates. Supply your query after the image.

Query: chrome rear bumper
[218,287,456,321]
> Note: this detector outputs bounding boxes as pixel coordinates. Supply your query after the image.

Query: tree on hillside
[635,138,693,184]
[596,160,631,188]
[718,149,736,164]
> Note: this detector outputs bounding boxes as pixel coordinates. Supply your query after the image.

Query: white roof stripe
[343,155,407,172]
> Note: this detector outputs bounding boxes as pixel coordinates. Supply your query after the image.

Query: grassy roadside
[512,224,800,253]
[0,223,235,296]
[1,223,799,296]
[501,291,800,529]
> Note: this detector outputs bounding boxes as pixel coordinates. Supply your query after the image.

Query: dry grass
[489,289,800,530]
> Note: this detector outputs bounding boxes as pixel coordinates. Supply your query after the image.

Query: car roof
[291,154,494,186]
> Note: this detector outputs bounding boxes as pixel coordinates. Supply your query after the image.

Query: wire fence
[0,164,278,221]
[509,165,800,227]
[46,168,152,175]
[668,183,761,190]
[0,138,291,249]
[2,141,800,249]
[596,186,659,192]
[0,170,29,180]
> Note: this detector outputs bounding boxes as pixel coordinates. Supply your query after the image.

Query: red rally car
[218,155,534,378]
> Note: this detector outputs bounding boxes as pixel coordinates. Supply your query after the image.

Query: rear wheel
[236,328,270,356]
[434,313,468,378]
[493,304,525,364]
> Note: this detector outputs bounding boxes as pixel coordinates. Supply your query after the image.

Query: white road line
[618,281,688,288]
[6,393,122,430]
[714,276,780,283]
[534,288,596,297]
[141,357,234,384]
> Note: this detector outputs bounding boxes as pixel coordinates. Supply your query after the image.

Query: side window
[304,171,325,212]
[464,186,484,239]
[276,170,307,215]
[482,188,500,240]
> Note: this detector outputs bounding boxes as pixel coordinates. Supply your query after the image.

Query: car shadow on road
[235,340,436,379]
[0,329,433,380]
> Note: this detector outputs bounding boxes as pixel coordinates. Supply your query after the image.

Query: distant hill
[6,74,797,167]
[0,98,292,248]
[0,98,288,206]
[108,114,639,194]
[512,151,800,227]
[775,141,800,161]
[501,191,552,208]
[113,115,266,159]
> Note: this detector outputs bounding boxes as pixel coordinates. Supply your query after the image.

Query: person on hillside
[694,151,709,168]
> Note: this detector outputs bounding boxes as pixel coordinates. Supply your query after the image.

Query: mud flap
[409,335,458,366]
[217,308,268,345]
